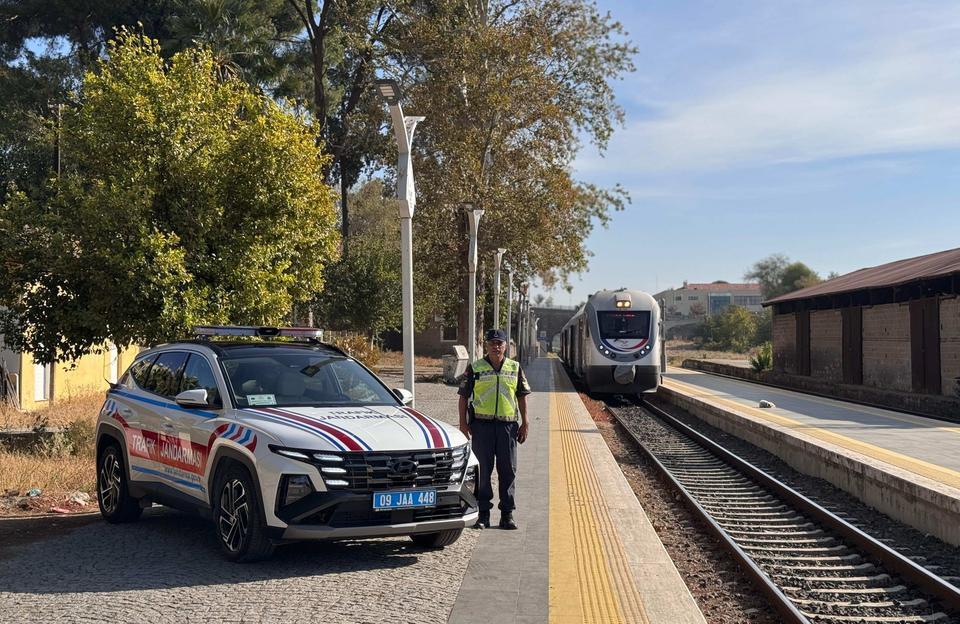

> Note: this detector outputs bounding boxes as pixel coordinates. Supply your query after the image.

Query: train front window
[598,311,650,339]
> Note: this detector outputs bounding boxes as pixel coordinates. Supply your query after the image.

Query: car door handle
[119,408,134,417]
[161,423,176,431]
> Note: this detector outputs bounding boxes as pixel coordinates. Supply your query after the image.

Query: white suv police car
[95,326,478,562]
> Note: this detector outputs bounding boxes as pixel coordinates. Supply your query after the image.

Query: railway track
[606,398,960,624]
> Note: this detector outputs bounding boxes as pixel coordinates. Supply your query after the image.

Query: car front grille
[317,449,459,491]
[299,497,470,527]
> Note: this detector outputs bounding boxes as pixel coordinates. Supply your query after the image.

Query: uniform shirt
[457,356,532,400]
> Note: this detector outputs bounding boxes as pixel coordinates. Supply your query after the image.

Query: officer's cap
[484,328,508,343]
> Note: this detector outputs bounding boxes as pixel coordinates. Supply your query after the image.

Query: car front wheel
[97,442,142,523]
[213,462,275,562]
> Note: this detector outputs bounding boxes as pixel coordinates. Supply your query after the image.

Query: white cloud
[577,4,960,175]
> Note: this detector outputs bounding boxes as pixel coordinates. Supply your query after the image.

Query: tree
[696,306,759,352]
[744,253,790,299]
[0,32,340,363]
[745,254,822,300]
[390,0,634,341]
[315,179,403,337]
[779,262,821,296]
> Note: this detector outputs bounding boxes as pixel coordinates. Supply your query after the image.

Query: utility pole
[376,80,424,407]
[493,248,505,329]
[465,204,484,362]
[506,265,514,353]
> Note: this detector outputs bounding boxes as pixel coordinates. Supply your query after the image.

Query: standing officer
[458,328,532,530]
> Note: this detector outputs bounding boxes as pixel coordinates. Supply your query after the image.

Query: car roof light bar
[192,325,324,339]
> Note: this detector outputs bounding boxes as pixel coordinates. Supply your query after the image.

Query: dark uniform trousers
[470,418,519,512]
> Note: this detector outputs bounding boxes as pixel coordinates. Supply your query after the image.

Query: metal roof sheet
[764,247,960,305]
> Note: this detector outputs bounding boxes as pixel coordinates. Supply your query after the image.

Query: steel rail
[607,397,960,622]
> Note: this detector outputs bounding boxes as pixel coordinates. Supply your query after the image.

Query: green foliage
[697,306,765,353]
[745,254,823,300]
[0,32,339,363]
[750,342,773,372]
[394,0,635,321]
[316,244,402,338]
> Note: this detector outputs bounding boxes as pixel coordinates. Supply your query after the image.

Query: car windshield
[220,347,398,408]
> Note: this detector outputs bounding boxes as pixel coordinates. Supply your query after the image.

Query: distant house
[764,247,960,397]
[655,281,764,319]
[0,339,140,411]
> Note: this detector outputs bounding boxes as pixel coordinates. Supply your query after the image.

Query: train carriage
[559,289,662,394]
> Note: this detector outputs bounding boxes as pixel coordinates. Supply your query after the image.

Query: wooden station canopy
[765,247,960,314]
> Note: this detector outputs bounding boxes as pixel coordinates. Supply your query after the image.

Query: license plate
[372,489,437,511]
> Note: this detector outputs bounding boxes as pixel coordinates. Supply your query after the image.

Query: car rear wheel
[409,528,463,548]
[213,462,275,562]
[97,443,142,523]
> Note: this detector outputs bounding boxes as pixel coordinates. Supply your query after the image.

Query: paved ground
[447,357,549,624]
[0,376,480,624]
[667,366,960,475]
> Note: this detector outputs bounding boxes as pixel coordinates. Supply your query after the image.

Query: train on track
[559,288,662,394]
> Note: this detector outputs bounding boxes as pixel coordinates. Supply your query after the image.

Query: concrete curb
[659,385,960,547]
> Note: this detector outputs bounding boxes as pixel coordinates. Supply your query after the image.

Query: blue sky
[541,0,960,306]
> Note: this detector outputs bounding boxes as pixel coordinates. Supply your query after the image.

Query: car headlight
[449,444,470,482]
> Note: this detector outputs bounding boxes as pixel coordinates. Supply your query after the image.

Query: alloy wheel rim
[99,453,121,514]
[218,479,249,552]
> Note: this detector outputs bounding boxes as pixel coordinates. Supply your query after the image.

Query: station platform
[449,357,704,624]
[661,366,960,545]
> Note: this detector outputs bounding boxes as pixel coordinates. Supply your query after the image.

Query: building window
[675,295,683,302]
[33,360,50,402]
[688,295,699,301]
[734,295,762,306]
[441,325,458,342]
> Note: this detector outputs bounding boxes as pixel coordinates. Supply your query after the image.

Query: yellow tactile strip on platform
[664,376,960,492]
[548,388,650,623]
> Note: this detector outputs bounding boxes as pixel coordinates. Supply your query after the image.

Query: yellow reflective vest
[471,357,520,421]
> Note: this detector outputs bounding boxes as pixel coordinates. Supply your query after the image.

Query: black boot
[499,512,517,530]
[474,511,490,529]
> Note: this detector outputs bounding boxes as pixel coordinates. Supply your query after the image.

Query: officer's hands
[517,422,529,444]
[459,422,471,439]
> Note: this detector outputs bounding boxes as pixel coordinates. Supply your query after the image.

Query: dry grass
[665,340,750,367]
[1,392,104,431]
[0,453,95,495]
[0,394,101,499]
[377,351,444,370]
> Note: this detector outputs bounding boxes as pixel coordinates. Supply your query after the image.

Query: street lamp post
[518,282,529,362]
[465,204,484,363]
[377,79,424,406]
[493,248,505,329]
[505,265,514,352]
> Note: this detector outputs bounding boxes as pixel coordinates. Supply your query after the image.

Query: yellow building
[1,342,140,411]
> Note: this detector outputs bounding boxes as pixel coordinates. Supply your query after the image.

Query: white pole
[383,94,423,407]
[466,206,484,363]
[506,267,514,353]
[493,248,505,329]
[400,216,414,398]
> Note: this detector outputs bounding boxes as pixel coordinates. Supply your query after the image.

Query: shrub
[750,342,773,372]
[330,334,382,369]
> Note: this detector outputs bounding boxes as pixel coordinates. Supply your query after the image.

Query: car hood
[236,404,465,452]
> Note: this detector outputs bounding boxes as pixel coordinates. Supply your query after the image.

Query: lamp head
[375,79,401,106]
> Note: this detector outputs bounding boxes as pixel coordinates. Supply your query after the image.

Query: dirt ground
[665,340,751,366]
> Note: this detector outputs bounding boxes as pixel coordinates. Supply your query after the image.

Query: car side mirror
[392,388,414,406]
[175,388,209,408]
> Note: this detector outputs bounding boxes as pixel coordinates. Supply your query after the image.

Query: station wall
[942,297,960,398]
[809,310,842,380]
[861,303,912,392]
[772,312,796,374]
